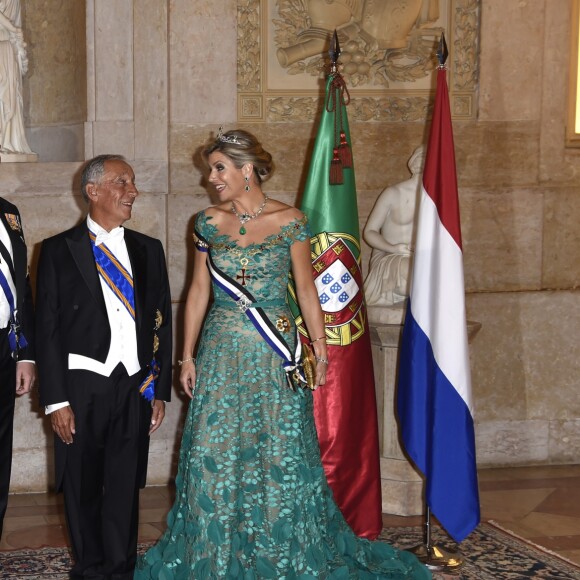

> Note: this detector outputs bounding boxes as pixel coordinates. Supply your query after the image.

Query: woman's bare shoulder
[266,199,303,225]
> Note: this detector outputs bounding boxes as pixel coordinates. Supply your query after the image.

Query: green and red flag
[288,64,382,539]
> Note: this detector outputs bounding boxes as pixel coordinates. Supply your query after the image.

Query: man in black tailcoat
[36,155,172,579]
[0,196,35,539]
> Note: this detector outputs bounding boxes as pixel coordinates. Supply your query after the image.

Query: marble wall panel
[167,194,210,301]
[475,420,550,466]
[519,291,580,419]
[92,121,136,160]
[478,0,545,122]
[169,124,214,196]
[467,292,529,422]
[131,160,170,194]
[22,0,87,126]
[453,121,540,188]
[350,124,427,193]
[467,290,580,425]
[134,0,169,162]
[543,187,580,288]
[476,418,580,467]
[9,448,52,493]
[27,124,85,163]
[93,0,134,121]
[11,395,52,491]
[169,0,237,124]
[125,193,167,246]
[549,419,580,464]
[0,163,83,197]
[460,187,544,292]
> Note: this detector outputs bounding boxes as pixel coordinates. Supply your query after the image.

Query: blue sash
[89,230,156,401]
[0,268,27,358]
[89,231,135,318]
[195,228,305,388]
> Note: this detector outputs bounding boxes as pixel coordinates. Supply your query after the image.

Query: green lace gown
[135,212,430,579]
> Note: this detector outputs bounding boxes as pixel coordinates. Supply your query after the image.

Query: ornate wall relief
[237,0,479,122]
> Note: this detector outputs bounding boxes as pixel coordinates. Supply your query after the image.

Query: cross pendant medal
[236,257,251,286]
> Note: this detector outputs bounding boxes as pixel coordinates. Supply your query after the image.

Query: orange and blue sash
[89,231,135,319]
[89,231,157,401]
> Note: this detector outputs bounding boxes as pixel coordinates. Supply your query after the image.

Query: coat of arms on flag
[308,233,367,346]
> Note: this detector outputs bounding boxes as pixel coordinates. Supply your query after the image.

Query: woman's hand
[180,360,196,399]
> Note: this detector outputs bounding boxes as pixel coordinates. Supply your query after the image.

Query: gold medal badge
[275,315,291,333]
[5,214,21,232]
[153,310,162,353]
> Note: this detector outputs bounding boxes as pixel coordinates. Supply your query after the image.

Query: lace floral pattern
[135,211,430,579]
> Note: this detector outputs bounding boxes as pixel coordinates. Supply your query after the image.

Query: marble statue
[363,146,425,322]
[0,0,35,159]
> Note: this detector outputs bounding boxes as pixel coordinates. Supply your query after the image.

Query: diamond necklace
[231,194,269,235]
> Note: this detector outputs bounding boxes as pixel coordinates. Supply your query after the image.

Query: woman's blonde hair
[202,129,273,183]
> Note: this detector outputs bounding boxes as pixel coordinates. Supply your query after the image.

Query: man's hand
[15,361,35,396]
[149,399,165,435]
[51,406,76,445]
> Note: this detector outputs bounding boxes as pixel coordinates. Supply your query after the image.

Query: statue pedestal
[367,302,406,325]
[370,319,482,516]
[0,152,38,163]
[370,323,424,516]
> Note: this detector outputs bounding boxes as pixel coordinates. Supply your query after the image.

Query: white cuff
[45,401,70,415]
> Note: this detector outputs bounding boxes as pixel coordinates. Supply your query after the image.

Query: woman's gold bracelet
[310,336,326,344]
[178,357,196,366]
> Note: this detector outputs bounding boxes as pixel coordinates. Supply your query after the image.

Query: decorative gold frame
[567,0,580,147]
[237,0,480,123]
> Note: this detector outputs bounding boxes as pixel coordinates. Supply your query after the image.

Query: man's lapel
[66,221,107,315]
[124,230,147,332]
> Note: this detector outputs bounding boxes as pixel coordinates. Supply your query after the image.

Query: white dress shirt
[46,216,140,414]
[0,220,16,329]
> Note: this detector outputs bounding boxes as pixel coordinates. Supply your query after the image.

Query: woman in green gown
[135,130,430,579]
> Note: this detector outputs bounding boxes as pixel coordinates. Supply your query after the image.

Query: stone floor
[1,464,579,566]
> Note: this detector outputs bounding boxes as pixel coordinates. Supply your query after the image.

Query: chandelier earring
[244,175,251,192]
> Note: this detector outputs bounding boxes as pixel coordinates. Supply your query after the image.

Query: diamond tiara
[217,126,241,145]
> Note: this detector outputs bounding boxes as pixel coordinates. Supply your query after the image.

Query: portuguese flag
[288,74,382,539]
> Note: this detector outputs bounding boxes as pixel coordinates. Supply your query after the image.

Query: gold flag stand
[407,507,464,571]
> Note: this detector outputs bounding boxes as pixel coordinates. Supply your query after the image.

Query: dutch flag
[397,66,481,543]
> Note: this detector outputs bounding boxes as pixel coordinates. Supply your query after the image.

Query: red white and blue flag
[397,66,480,543]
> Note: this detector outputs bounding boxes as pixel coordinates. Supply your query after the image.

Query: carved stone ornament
[237,0,480,122]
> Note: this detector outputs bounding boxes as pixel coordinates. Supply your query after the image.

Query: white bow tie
[94,227,124,247]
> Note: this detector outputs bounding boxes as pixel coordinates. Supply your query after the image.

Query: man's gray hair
[80,154,127,203]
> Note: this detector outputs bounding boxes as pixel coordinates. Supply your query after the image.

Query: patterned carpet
[0,523,578,579]
[379,522,580,579]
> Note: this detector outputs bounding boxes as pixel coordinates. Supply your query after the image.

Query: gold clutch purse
[301,343,317,390]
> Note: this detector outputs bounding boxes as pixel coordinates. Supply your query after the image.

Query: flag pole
[402,34,466,572]
[289,28,384,538]
[408,506,464,570]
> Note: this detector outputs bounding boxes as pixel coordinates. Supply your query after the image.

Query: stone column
[370,322,424,516]
[84,0,168,166]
